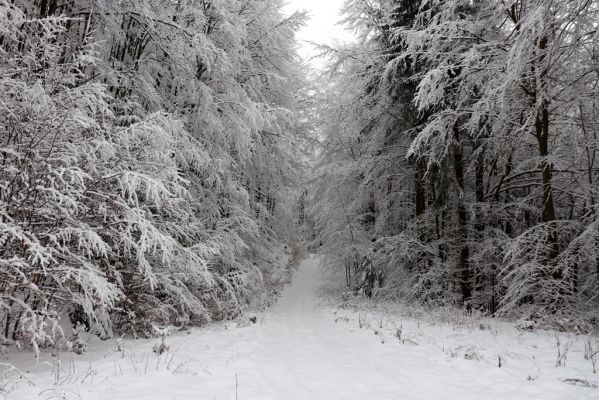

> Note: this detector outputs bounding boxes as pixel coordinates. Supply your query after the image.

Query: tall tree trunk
[579,104,597,290]
[474,143,486,307]
[535,34,560,270]
[415,159,426,217]
[453,124,471,305]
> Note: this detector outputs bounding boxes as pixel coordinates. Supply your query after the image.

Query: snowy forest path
[197,255,410,400]
[8,256,596,400]
[8,256,407,400]
[239,255,409,399]
[172,255,592,400]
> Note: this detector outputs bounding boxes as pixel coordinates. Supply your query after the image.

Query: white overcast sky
[283,0,355,64]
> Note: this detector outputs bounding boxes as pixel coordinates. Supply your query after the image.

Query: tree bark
[453,124,471,305]
[535,35,560,268]
[415,159,426,217]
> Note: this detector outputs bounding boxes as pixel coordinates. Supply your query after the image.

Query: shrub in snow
[152,336,170,356]
[584,339,599,374]
[554,334,571,367]
[70,325,87,355]
[116,338,125,353]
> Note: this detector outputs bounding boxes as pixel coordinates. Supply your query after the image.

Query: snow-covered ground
[2,255,598,399]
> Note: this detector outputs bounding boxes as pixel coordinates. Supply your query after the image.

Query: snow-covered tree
[0,0,308,350]
[313,0,599,327]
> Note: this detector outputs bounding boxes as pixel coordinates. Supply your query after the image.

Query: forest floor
[3,255,599,399]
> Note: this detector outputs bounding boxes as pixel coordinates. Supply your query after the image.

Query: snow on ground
[2,255,598,399]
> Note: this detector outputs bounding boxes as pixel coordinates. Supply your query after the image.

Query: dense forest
[0,0,309,349]
[312,0,599,329]
[2,0,599,356]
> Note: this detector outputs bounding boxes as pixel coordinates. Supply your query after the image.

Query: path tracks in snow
[6,256,597,400]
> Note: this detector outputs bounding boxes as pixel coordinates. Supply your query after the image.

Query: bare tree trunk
[415,159,426,217]
[579,104,598,290]
[474,143,486,307]
[453,124,471,305]
[535,35,560,271]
